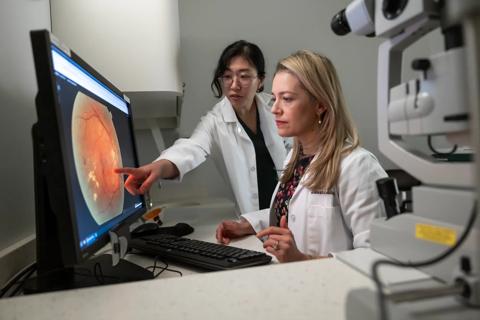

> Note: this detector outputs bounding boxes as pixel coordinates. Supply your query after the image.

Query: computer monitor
[27,30,153,292]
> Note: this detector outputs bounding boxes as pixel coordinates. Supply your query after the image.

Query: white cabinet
[50,0,182,135]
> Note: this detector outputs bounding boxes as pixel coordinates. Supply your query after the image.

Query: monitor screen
[50,42,143,253]
[30,30,148,281]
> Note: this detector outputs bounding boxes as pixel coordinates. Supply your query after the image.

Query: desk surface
[0,205,375,320]
[0,257,374,320]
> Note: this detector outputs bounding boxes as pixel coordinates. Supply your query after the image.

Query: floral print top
[272,154,314,226]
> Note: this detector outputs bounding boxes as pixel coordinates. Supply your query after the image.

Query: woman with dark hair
[116,40,287,216]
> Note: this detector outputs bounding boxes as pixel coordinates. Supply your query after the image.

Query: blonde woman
[216,50,387,262]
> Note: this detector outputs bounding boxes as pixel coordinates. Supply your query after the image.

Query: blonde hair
[276,50,359,192]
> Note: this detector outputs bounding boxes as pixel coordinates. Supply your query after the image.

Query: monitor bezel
[30,29,146,267]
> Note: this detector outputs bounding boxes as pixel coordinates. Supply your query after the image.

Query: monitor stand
[23,254,153,294]
[26,122,153,294]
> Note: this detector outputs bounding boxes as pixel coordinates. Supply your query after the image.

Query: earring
[318,119,322,125]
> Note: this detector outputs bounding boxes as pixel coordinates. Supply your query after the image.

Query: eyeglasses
[219,73,258,87]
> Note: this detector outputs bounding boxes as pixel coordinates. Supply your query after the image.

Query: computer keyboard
[129,234,272,271]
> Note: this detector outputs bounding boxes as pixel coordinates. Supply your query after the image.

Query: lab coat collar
[219,96,238,123]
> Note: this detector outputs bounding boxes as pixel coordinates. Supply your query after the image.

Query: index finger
[114,167,141,177]
[256,226,290,239]
[215,222,224,242]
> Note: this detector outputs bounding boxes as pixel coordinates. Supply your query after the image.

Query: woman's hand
[115,159,180,195]
[114,161,162,195]
[216,218,255,244]
[256,215,308,263]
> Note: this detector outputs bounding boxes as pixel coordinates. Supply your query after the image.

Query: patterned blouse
[271,154,315,226]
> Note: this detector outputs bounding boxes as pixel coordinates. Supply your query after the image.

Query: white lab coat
[157,93,288,215]
[242,147,387,257]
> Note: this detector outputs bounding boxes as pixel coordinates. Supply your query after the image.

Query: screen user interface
[51,45,143,251]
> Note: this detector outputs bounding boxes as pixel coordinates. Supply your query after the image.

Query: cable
[428,135,458,157]
[372,200,477,320]
[164,267,183,277]
[149,256,168,278]
[146,256,182,278]
[127,252,182,278]
[0,262,37,298]
[93,262,105,284]
[9,266,37,297]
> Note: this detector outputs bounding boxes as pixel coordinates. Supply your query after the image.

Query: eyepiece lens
[331,9,351,36]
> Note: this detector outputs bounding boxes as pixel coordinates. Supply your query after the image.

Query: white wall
[0,0,50,252]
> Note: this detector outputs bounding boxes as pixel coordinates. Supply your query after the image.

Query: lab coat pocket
[308,193,337,208]
[306,199,340,256]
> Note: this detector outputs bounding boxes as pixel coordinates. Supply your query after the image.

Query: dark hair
[211,40,266,98]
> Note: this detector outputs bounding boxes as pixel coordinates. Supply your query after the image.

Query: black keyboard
[129,234,271,271]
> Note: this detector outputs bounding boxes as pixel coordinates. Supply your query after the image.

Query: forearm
[156,139,209,180]
[238,217,256,236]
[154,159,180,179]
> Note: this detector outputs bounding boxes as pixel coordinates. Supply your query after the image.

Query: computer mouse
[151,222,194,237]
[131,222,160,238]
[173,222,194,236]
[131,222,195,238]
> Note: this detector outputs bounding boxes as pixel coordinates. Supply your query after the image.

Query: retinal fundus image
[72,92,124,225]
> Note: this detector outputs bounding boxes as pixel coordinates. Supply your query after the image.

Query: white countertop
[0,203,376,320]
[0,257,374,320]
